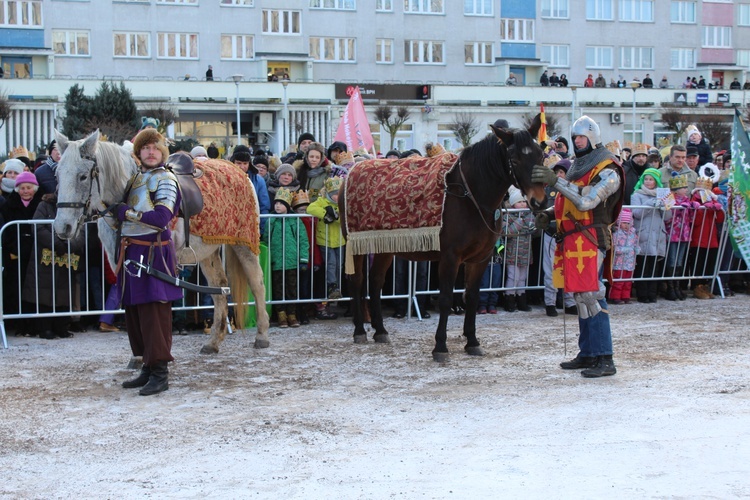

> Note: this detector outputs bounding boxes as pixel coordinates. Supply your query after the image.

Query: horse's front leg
[433,257,460,362]
[198,253,229,354]
[347,254,368,343]
[462,261,488,356]
[369,254,394,344]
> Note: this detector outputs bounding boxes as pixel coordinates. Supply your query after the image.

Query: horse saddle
[167,154,204,247]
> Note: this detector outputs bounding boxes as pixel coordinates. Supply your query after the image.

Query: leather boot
[581,355,617,378]
[287,313,300,328]
[560,355,597,370]
[122,366,151,388]
[516,294,531,312]
[139,361,169,396]
[277,310,289,328]
[665,281,677,301]
[675,281,687,300]
[503,294,517,312]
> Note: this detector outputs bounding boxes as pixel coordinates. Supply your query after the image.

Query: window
[262,9,301,34]
[737,49,750,68]
[157,32,199,59]
[221,34,253,60]
[500,19,534,42]
[739,4,750,26]
[309,37,356,62]
[541,44,570,67]
[376,38,393,63]
[702,26,732,48]
[376,0,392,11]
[114,32,150,58]
[221,0,253,5]
[620,0,653,21]
[620,46,653,69]
[586,0,613,20]
[156,0,197,3]
[586,46,613,68]
[0,0,42,27]
[464,42,493,65]
[310,0,355,9]
[404,0,443,14]
[53,30,90,56]
[464,0,492,16]
[671,1,696,23]
[541,0,569,18]
[670,48,695,69]
[404,39,444,64]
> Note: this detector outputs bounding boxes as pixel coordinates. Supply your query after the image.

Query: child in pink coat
[609,209,640,304]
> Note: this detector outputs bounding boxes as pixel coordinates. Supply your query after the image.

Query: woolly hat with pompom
[507,188,526,207]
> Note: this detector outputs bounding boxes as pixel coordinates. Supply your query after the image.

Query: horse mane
[94,140,138,206]
[458,132,509,187]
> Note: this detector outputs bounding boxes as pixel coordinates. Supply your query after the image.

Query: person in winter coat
[685,124,713,167]
[622,143,650,205]
[34,140,61,195]
[326,141,348,164]
[295,142,333,202]
[266,162,300,201]
[306,176,345,300]
[330,150,355,178]
[539,70,550,86]
[631,168,671,303]
[664,175,697,301]
[688,177,725,299]
[501,189,535,313]
[608,209,639,304]
[231,145,271,236]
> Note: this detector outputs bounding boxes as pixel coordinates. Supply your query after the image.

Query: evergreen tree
[61,84,93,140]
[61,82,140,143]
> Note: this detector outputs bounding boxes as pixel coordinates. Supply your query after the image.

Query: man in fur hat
[115,128,182,396]
[532,115,625,378]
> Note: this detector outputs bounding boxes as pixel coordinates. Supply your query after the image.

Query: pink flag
[334,86,374,152]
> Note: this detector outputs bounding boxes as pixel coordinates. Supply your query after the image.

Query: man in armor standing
[117,128,182,395]
[531,116,624,378]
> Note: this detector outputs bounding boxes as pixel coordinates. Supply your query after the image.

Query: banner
[728,109,750,266]
[334,86,375,153]
[538,103,548,143]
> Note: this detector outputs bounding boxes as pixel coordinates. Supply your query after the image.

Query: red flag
[538,103,548,143]
[335,86,375,152]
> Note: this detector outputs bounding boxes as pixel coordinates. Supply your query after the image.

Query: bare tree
[521,112,562,139]
[448,112,480,148]
[0,91,11,131]
[84,117,139,145]
[659,108,690,136]
[139,104,178,135]
[374,105,411,151]
[695,116,731,150]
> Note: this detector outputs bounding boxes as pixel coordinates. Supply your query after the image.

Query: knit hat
[324,176,342,196]
[230,144,252,163]
[274,187,294,211]
[553,158,571,173]
[2,158,26,176]
[555,136,569,150]
[253,155,269,169]
[617,208,633,225]
[297,132,316,148]
[632,143,649,156]
[385,149,401,159]
[336,151,355,167]
[46,140,58,156]
[275,163,297,181]
[425,142,446,158]
[669,175,689,190]
[140,116,161,130]
[292,190,310,209]
[686,124,701,141]
[132,128,169,163]
[190,146,208,158]
[507,188,526,207]
[633,167,663,191]
[15,171,38,188]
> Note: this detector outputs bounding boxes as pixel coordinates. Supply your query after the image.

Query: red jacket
[690,196,724,249]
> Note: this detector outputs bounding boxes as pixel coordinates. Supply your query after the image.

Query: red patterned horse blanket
[344,153,458,256]
[190,159,260,255]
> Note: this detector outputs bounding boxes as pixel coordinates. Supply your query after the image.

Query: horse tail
[225,245,249,330]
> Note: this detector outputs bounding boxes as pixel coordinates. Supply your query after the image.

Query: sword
[124,259,230,295]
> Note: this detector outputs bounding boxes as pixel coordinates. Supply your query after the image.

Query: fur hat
[268,155,282,173]
[425,142,446,158]
[132,128,169,163]
[617,208,633,225]
[305,142,327,161]
[2,158,26,176]
[275,163,297,181]
[507,188,526,207]
[324,176,343,195]
[669,175,689,190]
[274,187,294,211]
[337,151,355,166]
[15,171,38,188]
[297,132,316,148]
[292,190,310,209]
[190,146,208,158]
[699,163,720,184]
[632,143,650,156]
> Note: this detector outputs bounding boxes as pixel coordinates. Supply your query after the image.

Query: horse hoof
[353,334,368,344]
[465,345,485,356]
[373,333,391,344]
[253,338,270,349]
[200,345,219,355]
[432,351,449,363]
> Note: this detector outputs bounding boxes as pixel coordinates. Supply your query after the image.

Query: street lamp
[232,74,243,146]
[281,78,290,152]
[630,80,640,144]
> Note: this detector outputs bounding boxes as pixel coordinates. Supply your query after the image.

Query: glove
[110,202,128,220]
[531,165,558,187]
[691,201,701,209]
[535,212,551,231]
[679,201,691,209]
[323,206,339,224]
[575,291,603,319]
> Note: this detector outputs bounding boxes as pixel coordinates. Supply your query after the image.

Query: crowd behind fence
[1,207,747,348]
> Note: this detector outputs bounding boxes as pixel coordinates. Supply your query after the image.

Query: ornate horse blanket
[190,159,260,255]
[344,153,459,256]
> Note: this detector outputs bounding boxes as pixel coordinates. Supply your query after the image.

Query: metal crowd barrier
[1,206,745,349]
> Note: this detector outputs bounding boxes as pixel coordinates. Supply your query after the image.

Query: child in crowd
[307,176,345,300]
[266,162,300,201]
[688,176,725,299]
[664,175,697,301]
[266,188,309,327]
[501,189,535,312]
[609,209,639,304]
[331,150,355,178]
[477,238,503,314]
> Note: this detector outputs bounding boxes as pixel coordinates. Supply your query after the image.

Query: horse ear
[55,130,70,154]
[491,124,514,146]
[81,129,101,155]
[527,113,542,140]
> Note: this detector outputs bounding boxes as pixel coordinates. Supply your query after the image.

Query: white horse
[52,130,270,354]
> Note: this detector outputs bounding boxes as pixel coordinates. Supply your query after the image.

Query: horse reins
[56,154,128,224]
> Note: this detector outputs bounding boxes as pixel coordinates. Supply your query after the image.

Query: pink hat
[14,171,38,187]
[618,208,632,224]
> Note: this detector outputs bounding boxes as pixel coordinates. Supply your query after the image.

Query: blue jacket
[249,172,271,235]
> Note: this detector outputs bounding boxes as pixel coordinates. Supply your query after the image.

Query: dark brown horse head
[491,113,547,212]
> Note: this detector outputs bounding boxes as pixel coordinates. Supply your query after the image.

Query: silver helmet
[571,115,601,147]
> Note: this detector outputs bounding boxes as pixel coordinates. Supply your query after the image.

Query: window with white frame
[404,0,443,14]
[310,0,355,9]
[376,0,392,11]
[586,46,613,68]
[620,46,653,69]
[586,0,613,20]
[541,0,569,18]
[670,48,695,69]
[157,32,198,59]
[404,39,444,64]
[739,4,750,26]
[113,32,150,58]
[221,34,253,60]
[0,0,42,27]
[156,0,197,4]
[376,38,393,63]
[53,30,90,56]
[221,0,253,5]
[464,0,492,16]
[620,0,653,21]
[500,19,534,42]
[464,42,493,65]
[702,26,732,48]
[262,9,301,34]
[309,37,356,62]
[541,44,570,67]
[671,1,696,23]
[737,49,750,68]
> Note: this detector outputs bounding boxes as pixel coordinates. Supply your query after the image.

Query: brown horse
[340,118,547,361]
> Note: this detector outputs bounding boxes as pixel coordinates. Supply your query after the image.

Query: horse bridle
[56,154,106,226]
